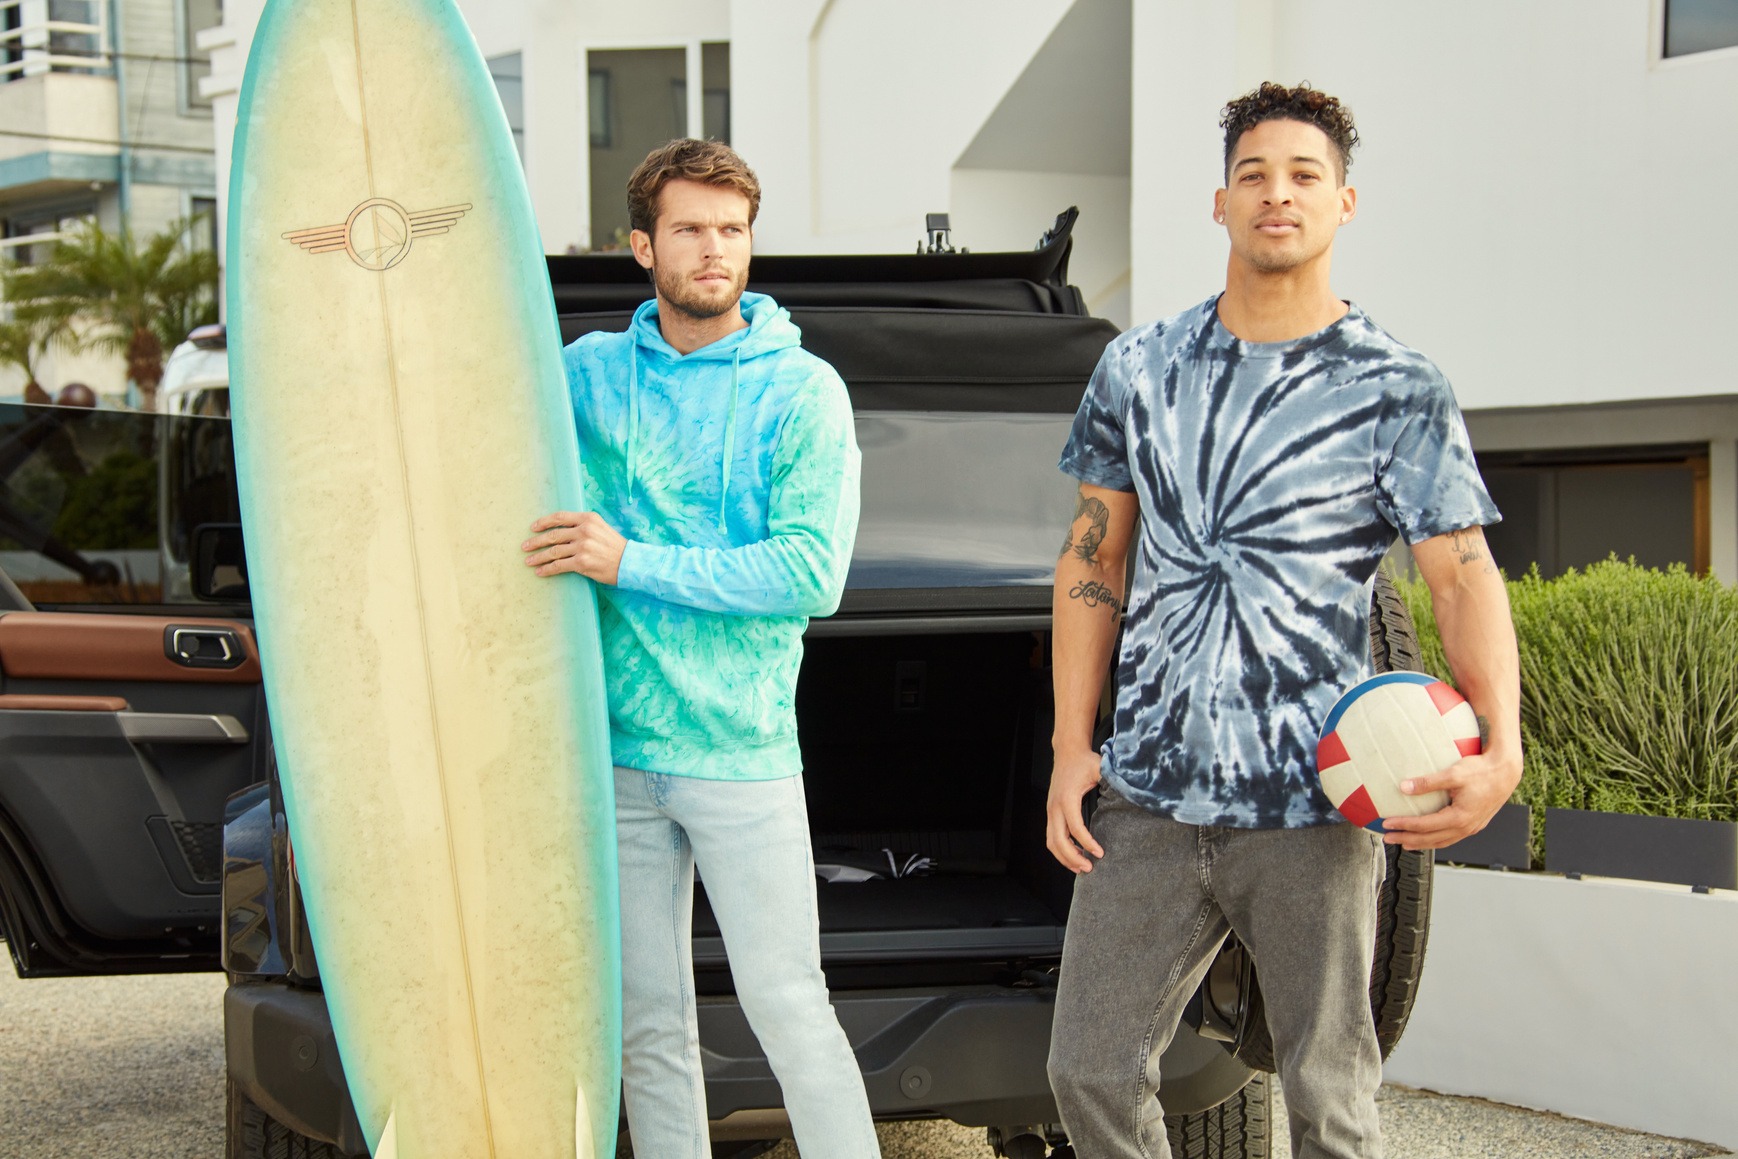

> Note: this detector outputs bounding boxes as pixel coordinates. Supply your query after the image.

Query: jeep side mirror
[192,523,250,602]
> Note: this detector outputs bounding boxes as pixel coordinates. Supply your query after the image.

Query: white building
[0,0,224,399]
[198,0,1738,582]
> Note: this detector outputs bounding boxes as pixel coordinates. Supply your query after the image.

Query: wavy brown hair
[1220,82,1359,184]
[626,138,762,236]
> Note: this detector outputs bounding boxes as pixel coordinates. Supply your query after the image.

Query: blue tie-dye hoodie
[563,291,861,781]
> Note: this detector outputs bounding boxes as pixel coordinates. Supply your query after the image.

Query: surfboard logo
[282,198,472,271]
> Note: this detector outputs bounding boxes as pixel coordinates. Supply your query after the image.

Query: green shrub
[1395,558,1738,864]
[52,450,157,550]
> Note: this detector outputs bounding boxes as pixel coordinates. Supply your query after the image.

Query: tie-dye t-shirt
[1059,297,1499,828]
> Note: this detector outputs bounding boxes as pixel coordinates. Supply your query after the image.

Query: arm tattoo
[1068,579,1121,616]
[1063,491,1111,564]
[1448,527,1498,574]
[1477,714,1490,750]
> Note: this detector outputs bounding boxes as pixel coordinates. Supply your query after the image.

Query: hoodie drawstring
[717,349,740,529]
[626,343,640,504]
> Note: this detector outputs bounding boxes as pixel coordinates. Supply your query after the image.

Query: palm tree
[2,216,219,410]
[0,265,79,404]
[0,318,52,403]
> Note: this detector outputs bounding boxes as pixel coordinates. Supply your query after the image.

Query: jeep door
[0,401,266,977]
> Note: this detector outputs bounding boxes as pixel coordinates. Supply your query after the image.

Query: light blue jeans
[614,765,881,1159]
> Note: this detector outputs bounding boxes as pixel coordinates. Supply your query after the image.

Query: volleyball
[1316,672,1481,830]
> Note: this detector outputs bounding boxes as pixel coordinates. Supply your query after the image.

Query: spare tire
[1163,1072,1274,1159]
[1233,568,1436,1072]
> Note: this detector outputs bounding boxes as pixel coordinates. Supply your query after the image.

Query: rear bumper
[223,980,1061,1148]
[224,977,1249,1147]
[706,985,1060,1127]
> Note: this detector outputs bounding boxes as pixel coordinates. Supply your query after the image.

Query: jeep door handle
[118,712,250,744]
[164,624,247,669]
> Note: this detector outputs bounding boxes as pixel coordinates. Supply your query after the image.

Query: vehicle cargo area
[692,628,1073,984]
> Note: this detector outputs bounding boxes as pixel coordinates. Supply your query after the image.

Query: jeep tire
[1233,569,1435,1074]
[1164,1072,1273,1159]
[227,1079,349,1159]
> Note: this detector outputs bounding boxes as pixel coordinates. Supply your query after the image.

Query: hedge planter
[1544,807,1738,891]
[1441,803,1531,870]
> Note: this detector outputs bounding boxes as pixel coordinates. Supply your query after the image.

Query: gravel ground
[4,965,1731,1158]
[2,968,227,1158]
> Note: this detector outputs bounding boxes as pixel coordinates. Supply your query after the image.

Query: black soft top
[548,208,1121,414]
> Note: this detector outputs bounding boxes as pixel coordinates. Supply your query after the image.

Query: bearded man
[522,138,878,1159]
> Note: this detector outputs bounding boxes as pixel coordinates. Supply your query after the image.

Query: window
[1,200,96,266]
[2,0,105,81]
[2,3,19,80]
[672,44,732,142]
[1479,447,1710,578]
[701,40,730,142]
[582,43,730,248]
[190,195,218,253]
[47,0,101,61]
[0,403,241,606]
[487,52,524,165]
[180,0,222,110]
[584,47,687,249]
[1664,0,1738,58]
[588,70,611,148]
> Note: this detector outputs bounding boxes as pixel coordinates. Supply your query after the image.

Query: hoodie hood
[622,292,802,523]
[627,290,802,362]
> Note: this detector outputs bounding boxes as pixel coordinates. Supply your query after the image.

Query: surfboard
[226,2,619,1156]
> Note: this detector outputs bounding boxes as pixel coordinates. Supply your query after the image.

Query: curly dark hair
[627,138,762,236]
[1220,82,1359,184]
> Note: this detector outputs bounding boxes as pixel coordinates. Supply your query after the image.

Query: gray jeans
[1047,785,1386,1159]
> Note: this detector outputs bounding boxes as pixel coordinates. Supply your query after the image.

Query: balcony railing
[0,0,109,82]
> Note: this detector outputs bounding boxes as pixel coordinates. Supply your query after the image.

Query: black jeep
[0,210,1431,1158]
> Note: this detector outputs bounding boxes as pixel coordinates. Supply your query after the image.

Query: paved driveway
[3,965,1729,1158]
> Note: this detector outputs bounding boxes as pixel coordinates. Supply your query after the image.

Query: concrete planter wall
[1384,867,1738,1150]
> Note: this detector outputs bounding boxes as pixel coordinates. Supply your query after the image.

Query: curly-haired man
[1044,84,1522,1157]
[522,139,878,1158]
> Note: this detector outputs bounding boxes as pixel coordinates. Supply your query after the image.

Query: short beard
[651,257,749,321]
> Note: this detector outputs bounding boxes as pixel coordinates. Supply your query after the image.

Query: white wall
[731,0,1071,254]
[1131,0,1738,411]
[951,168,1131,324]
[457,0,728,254]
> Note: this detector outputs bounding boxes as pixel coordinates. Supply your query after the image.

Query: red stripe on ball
[1338,784,1381,829]
[1317,730,1350,771]
[1456,736,1482,757]
[1426,680,1466,716]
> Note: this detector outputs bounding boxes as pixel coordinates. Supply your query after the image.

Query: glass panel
[585,47,686,250]
[2,200,97,266]
[701,41,730,142]
[181,0,222,108]
[487,52,524,165]
[848,411,1076,589]
[46,0,100,61]
[3,4,20,80]
[190,195,218,252]
[588,71,611,148]
[1665,0,1738,56]
[0,403,240,606]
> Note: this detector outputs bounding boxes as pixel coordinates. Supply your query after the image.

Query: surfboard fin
[575,1085,595,1159]
[374,1109,399,1159]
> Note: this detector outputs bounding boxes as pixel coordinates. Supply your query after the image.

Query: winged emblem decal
[283,198,471,272]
